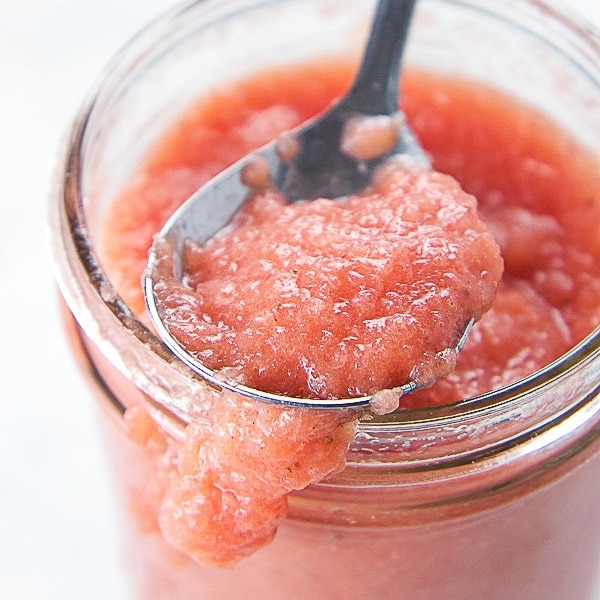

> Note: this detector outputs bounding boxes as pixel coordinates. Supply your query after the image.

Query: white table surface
[2,1,600,598]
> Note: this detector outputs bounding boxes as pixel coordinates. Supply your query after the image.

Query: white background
[1,1,599,598]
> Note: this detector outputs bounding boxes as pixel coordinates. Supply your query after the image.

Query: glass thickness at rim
[55,0,600,425]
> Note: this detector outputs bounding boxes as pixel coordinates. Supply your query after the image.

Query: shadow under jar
[51,0,600,598]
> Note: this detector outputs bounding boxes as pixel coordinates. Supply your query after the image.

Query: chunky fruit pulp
[95,59,600,588]
[151,166,502,400]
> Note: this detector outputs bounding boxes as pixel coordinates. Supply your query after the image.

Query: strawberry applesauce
[94,59,600,595]
[150,165,502,401]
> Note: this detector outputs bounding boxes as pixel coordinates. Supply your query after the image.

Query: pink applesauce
[151,165,502,400]
[95,59,600,584]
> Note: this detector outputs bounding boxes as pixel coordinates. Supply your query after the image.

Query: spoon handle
[345,0,418,114]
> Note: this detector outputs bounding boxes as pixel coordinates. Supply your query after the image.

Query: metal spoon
[144,0,470,409]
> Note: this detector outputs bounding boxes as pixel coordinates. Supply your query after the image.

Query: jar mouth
[53,0,600,431]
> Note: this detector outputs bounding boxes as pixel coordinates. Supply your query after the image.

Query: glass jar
[50,0,600,598]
